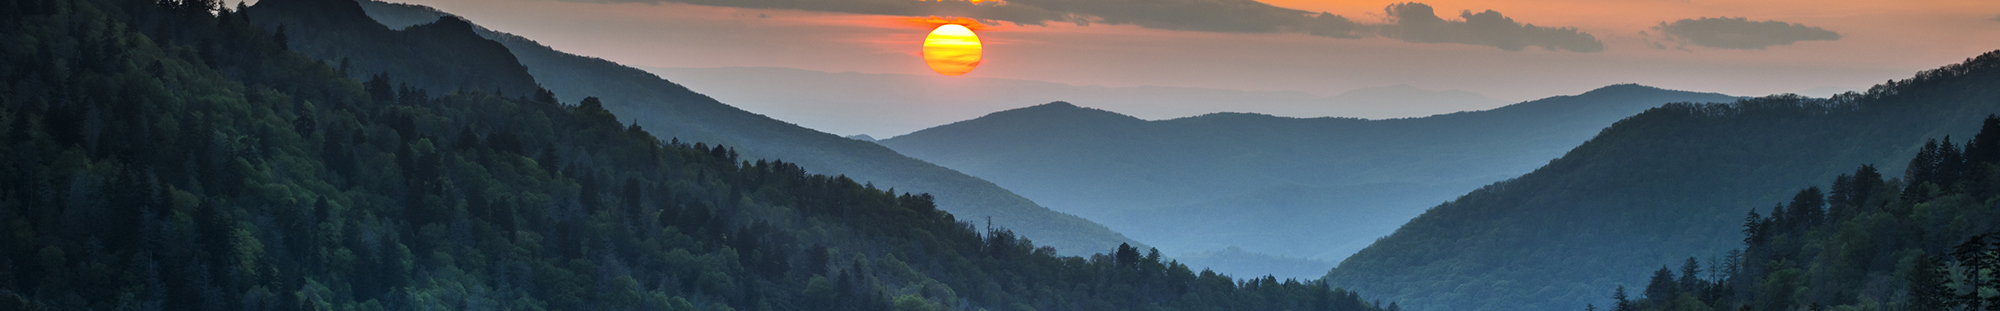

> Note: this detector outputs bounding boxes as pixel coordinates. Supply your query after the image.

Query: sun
[922,24,982,76]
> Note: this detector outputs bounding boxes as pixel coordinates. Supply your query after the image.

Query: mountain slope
[875,85,1736,278]
[0,1,1389,309]
[1324,51,2000,311]
[289,0,1146,255]
[243,0,540,97]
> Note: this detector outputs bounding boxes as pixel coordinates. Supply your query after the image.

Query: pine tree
[1645,266,1678,303]
[1678,257,1703,293]
[1613,286,1635,311]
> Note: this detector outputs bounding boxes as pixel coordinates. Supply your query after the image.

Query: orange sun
[922,24,982,76]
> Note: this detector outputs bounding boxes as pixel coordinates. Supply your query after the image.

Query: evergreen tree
[1613,286,1635,311]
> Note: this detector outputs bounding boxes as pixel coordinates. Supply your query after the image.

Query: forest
[1325,48,2000,311]
[0,0,1388,310]
[1609,114,2000,311]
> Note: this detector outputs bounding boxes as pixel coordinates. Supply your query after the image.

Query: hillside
[1324,51,2000,311]
[275,0,1148,255]
[242,0,540,98]
[876,85,1736,278]
[1601,116,2000,311]
[0,0,1386,309]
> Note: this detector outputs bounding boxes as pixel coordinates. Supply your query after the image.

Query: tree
[1678,257,1702,293]
[1645,266,1678,303]
[1114,243,1141,269]
[1907,254,1956,311]
[1785,187,1825,230]
[1613,286,1635,311]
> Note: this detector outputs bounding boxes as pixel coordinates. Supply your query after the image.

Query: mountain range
[647,66,1508,137]
[258,0,1151,256]
[876,85,1737,278]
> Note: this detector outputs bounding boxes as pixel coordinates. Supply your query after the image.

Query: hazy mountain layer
[321,0,1147,255]
[877,85,1736,278]
[650,66,1508,137]
[1325,51,2000,311]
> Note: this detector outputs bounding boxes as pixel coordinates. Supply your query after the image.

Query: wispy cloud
[563,0,1604,52]
[1377,3,1603,52]
[1652,17,1839,50]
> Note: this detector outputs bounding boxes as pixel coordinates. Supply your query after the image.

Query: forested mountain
[876,86,1736,278]
[241,0,540,98]
[0,0,1388,310]
[1602,115,2000,311]
[256,0,1145,256]
[1325,51,2000,311]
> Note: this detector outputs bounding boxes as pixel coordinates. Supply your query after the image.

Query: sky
[332,0,2000,125]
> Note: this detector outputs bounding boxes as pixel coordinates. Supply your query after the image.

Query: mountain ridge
[343,0,1148,255]
[1324,50,2000,311]
[879,84,1738,278]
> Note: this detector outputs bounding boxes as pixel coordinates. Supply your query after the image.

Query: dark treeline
[1613,115,2000,311]
[0,0,1388,310]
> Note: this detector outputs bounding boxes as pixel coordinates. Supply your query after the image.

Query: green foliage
[1327,50,2000,311]
[0,0,1392,310]
[1611,113,2000,310]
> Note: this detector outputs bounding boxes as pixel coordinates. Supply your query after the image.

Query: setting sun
[922,24,981,76]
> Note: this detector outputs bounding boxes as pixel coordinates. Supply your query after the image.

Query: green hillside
[1326,50,2000,311]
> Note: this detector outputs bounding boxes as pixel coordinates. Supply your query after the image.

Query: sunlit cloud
[559,0,1603,52]
[1376,3,1603,52]
[908,16,994,30]
[1651,17,1839,50]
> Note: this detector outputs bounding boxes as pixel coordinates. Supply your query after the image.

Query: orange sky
[370,0,2000,106]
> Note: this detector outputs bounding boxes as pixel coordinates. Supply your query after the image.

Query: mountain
[875,85,1737,277]
[0,0,1389,310]
[1324,51,2000,311]
[243,0,540,97]
[276,0,1149,255]
[1604,116,2000,311]
[648,66,1508,137]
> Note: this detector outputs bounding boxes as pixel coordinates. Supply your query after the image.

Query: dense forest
[1326,50,2000,311]
[1609,115,2000,311]
[329,0,1147,256]
[0,0,1386,310]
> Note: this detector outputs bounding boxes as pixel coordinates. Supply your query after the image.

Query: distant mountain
[244,0,540,97]
[1175,247,1338,281]
[1324,51,2000,311]
[877,85,1738,277]
[648,66,1508,137]
[335,0,1144,254]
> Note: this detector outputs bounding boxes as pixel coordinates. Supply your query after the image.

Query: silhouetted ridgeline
[0,0,1390,310]
[1327,50,2000,311]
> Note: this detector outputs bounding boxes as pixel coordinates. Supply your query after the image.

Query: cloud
[565,0,1603,52]
[1991,15,2000,22]
[1377,3,1603,52]
[1652,17,1839,50]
